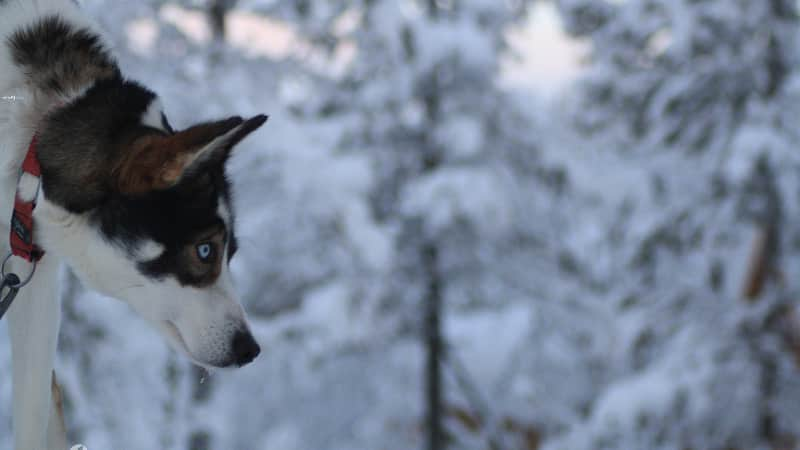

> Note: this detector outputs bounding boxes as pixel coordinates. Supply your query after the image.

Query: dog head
[33,78,266,368]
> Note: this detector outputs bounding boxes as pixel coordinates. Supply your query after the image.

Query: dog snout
[231,330,260,367]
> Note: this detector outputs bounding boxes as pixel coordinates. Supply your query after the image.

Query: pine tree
[286,1,565,448]
[549,0,800,448]
[558,0,798,153]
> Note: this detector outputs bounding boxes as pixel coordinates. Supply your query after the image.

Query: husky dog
[0,1,265,448]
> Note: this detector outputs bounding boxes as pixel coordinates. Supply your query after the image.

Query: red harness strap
[9,136,45,263]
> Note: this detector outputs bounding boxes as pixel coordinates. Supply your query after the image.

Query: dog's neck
[0,77,112,268]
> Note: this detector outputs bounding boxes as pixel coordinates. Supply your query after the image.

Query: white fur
[135,239,164,261]
[6,253,61,450]
[218,195,231,225]
[17,172,40,203]
[180,122,247,179]
[140,98,165,130]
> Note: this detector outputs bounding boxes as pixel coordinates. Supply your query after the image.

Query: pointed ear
[172,114,269,170]
[114,114,268,195]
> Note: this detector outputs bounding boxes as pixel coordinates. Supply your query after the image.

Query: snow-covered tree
[543,1,800,449]
[559,0,798,154]
[277,1,603,449]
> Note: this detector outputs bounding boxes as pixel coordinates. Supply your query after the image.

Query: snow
[410,17,495,76]
[402,167,514,236]
[434,114,483,159]
[445,304,532,387]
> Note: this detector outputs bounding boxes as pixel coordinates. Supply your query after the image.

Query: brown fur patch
[51,371,66,434]
[111,134,191,194]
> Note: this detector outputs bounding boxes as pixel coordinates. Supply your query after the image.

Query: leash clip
[1,252,37,288]
[0,254,34,320]
[0,273,20,318]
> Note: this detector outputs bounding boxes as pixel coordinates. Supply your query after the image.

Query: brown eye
[196,242,215,262]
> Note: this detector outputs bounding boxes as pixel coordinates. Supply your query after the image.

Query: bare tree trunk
[424,242,444,450]
[422,9,444,440]
[418,1,444,448]
[208,0,237,41]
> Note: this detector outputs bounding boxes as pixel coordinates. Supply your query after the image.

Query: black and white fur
[0,1,265,448]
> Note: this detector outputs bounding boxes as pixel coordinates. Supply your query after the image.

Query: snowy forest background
[4,0,800,449]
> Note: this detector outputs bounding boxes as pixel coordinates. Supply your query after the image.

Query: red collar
[9,136,45,263]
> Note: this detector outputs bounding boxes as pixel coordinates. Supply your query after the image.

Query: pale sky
[129,3,586,92]
[501,3,588,91]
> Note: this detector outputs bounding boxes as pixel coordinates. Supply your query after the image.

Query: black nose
[231,330,260,367]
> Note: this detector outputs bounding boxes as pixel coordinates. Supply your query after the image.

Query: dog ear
[114,114,268,194]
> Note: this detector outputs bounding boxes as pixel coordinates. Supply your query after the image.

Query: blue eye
[196,243,213,262]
